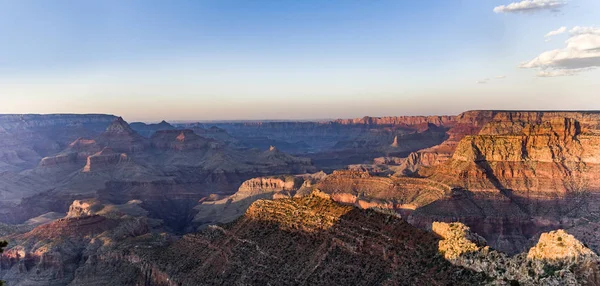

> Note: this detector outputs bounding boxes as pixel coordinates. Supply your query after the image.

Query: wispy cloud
[476,76,507,84]
[521,26,600,77]
[544,26,567,38]
[493,0,567,14]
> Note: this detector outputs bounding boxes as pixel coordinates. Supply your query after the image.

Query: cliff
[313,170,451,213]
[427,111,600,194]
[0,114,116,131]
[82,148,129,172]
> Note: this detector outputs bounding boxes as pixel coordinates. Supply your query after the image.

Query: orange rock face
[404,110,600,254]
[429,111,600,194]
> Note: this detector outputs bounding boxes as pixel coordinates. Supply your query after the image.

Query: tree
[0,240,6,286]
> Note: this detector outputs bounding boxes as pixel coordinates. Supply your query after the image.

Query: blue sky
[0,0,599,121]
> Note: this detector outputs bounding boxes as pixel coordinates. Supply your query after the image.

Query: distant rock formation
[150,129,214,151]
[96,117,149,153]
[193,173,321,229]
[313,170,451,212]
[390,135,399,147]
[130,120,176,137]
[0,208,152,285]
[82,147,128,172]
[332,115,456,127]
[39,152,78,167]
[0,114,116,172]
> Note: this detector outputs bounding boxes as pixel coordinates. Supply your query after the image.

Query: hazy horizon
[1,0,599,121]
[6,108,600,124]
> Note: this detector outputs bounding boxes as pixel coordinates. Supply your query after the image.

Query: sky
[0,0,599,122]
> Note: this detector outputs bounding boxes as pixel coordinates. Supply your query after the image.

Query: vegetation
[0,240,6,286]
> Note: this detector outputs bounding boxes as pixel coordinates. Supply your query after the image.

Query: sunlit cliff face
[434,221,600,285]
[244,190,353,232]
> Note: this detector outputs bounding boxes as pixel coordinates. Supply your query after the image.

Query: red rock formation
[429,112,600,193]
[401,111,600,254]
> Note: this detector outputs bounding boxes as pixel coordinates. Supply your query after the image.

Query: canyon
[0,110,599,285]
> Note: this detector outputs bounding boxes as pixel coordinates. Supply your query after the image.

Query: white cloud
[493,0,566,14]
[496,75,507,79]
[570,26,600,36]
[544,26,567,38]
[521,26,600,77]
[476,79,489,84]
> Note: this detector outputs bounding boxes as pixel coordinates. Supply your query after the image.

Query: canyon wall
[403,111,600,254]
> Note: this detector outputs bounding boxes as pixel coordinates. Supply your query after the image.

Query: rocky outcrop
[193,174,321,229]
[66,138,102,159]
[433,222,488,260]
[67,199,149,219]
[237,175,300,194]
[527,229,598,261]
[373,156,405,165]
[313,170,451,214]
[258,145,313,166]
[0,201,154,286]
[82,148,128,172]
[38,152,78,167]
[434,222,600,285]
[150,129,215,151]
